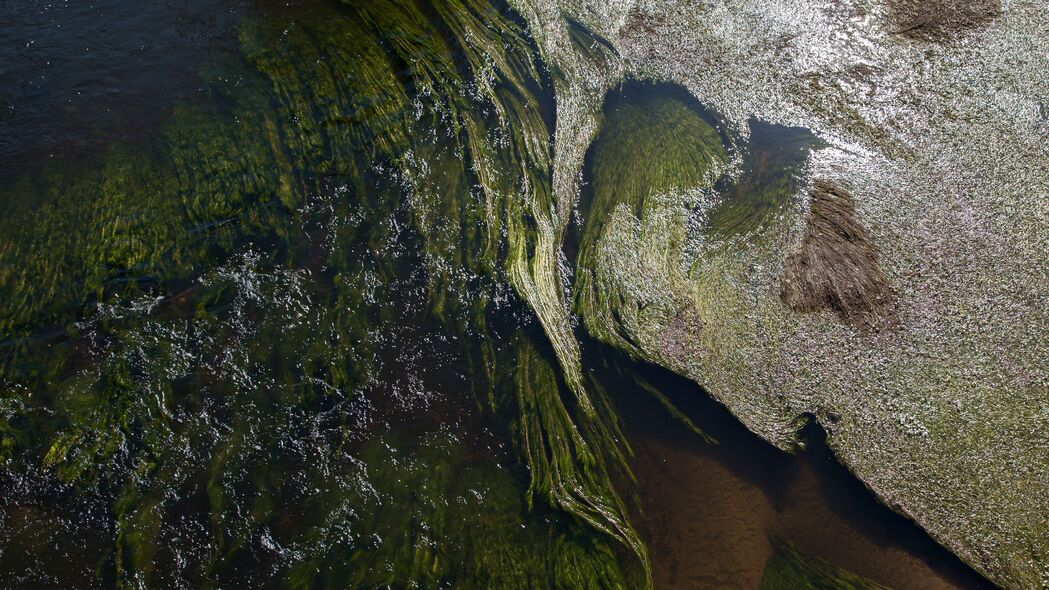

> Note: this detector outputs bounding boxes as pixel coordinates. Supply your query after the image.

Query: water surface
[592,345,995,590]
[0,1,998,588]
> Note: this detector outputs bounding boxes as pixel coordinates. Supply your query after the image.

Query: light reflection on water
[590,343,995,590]
[0,0,997,587]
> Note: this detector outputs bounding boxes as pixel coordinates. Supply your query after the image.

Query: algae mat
[1,0,1046,588]
[511,0,1048,587]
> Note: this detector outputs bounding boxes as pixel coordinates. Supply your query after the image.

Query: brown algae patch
[885,0,1000,40]
[780,180,895,329]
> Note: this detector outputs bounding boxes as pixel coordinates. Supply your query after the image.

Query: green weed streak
[328,1,649,577]
[575,89,729,361]
[759,542,890,590]
[0,0,649,586]
[511,336,646,582]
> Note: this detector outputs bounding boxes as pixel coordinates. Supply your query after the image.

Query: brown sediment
[620,9,662,39]
[658,303,704,366]
[779,181,895,329]
[626,409,995,590]
[885,0,1000,40]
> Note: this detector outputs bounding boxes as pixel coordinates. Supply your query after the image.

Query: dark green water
[0,1,994,588]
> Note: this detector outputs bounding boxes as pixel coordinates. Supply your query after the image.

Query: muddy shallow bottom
[598,349,994,590]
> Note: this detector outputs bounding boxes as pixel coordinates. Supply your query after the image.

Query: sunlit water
[0,1,997,587]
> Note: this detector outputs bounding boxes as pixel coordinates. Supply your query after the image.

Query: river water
[0,0,998,588]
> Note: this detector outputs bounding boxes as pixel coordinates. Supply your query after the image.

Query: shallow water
[0,0,251,180]
[593,345,995,590]
[0,0,1000,587]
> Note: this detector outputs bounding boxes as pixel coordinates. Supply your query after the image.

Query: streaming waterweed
[0,1,649,586]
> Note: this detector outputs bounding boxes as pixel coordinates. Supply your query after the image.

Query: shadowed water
[588,342,995,590]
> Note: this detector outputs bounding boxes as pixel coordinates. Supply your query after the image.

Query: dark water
[0,0,251,180]
[0,1,996,588]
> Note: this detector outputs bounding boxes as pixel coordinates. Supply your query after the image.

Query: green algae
[759,542,890,590]
[510,335,646,580]
[566,84,825,437]
[279,433,634,590]
[574,84,729,358]
[704,120,819,238]
[0,1,653,586]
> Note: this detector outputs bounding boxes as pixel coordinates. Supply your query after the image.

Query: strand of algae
[511,335,647,580]
[574,88,728,360]
[759,541,891,590]
[0,0,651,586]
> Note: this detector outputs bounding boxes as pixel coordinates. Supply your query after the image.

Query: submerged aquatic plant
[574,86,729,360]
[0,0,920,587]
[759,542,890,590]
[0,0,662,586]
